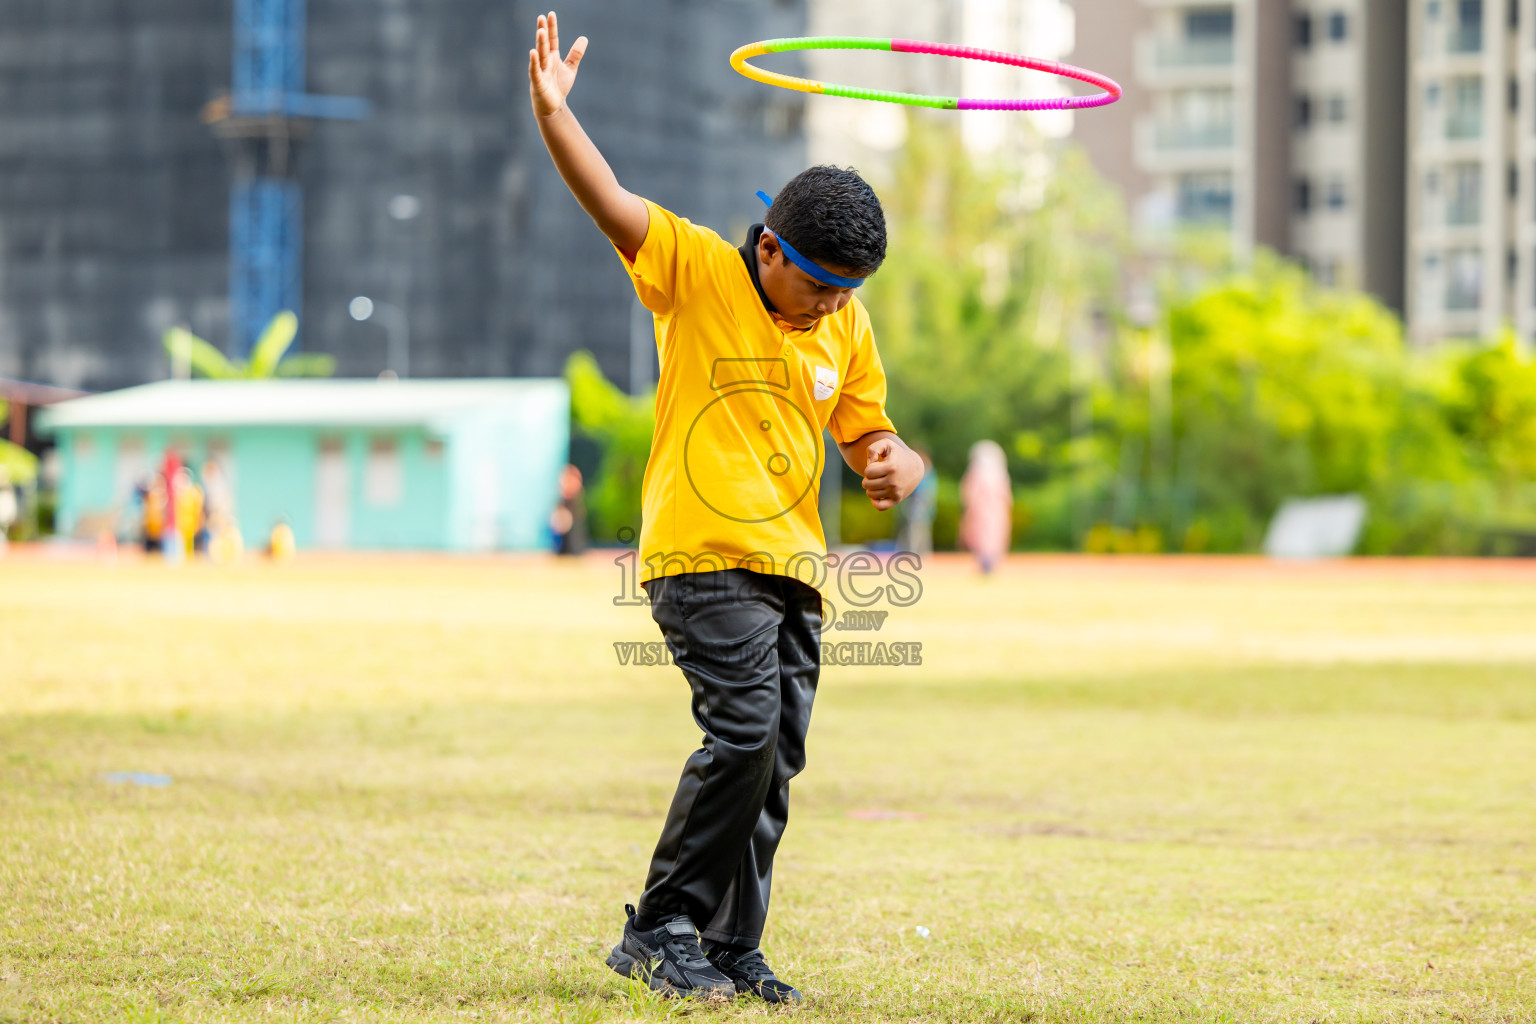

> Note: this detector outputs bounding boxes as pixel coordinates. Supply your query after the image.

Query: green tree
[864,121,1127,490]
[1095,257,1506,554]
[1442,331,1536,487]
[0,399,38,486]
[1153,256,1411,548]
[563,350,654,542]
[162,311,335,379]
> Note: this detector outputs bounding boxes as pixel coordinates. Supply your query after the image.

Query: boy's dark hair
[765,166,887,277]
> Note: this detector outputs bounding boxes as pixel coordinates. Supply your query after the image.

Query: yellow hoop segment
[730,41,826,96]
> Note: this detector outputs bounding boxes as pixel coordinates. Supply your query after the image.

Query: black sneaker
[705,944,803,1003]
[605,905,735,1000]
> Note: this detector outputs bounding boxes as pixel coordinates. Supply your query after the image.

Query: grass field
[2,550,1534,1023]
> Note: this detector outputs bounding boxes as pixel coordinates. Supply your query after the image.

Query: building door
[315,438,350,548]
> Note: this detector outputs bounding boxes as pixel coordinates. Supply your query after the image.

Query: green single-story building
[37,378,569,551]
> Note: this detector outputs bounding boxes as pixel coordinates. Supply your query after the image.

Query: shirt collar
[738,223,777,315]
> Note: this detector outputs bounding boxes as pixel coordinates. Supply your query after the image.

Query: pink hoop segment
[891,39,1121,111]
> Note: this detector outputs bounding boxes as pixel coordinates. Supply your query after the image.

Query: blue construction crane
[207,0,369,356]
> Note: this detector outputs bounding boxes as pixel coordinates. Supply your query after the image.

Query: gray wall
[1362,0,1406,316]
[0,0,807,391]
[1252,0,1293,256]
[0,0,231,390]
[1062,0,1152,227]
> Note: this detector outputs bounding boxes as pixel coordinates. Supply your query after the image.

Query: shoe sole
[733,979,804,1004]
[606,944,733,1001]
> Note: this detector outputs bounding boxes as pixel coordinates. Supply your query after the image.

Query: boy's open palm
[528,11,587,118]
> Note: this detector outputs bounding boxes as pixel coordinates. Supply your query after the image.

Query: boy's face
[756,232,869,330]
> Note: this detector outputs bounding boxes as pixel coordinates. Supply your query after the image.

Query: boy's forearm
[535,106,649,259]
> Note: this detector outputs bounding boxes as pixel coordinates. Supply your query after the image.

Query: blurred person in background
[159,450,183,563]
[202,459,243,563]
[895,449,936,556]
[141,474,166,553]
[550,463,589,555]
[267,519,296,561]
[172,467,204,558]
[960,440,1011,574]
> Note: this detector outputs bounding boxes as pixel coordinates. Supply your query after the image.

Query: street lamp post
[348,296,410,379]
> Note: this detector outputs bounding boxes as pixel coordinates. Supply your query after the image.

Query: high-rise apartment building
[1071,0,1292,255]
[1406,0,1523,343]
[1290,1,1406,308]
[1070,0,1408,319]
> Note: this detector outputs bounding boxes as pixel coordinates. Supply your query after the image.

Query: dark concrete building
[0,0,807,392]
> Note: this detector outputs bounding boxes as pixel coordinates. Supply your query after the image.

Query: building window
[1451,0,1484,53]
[1446,248,1483,310]
[1328,95,1348,123]
[1186,9,1235,38]
[1448,77,1483,139]
[1295,94,1313,128]
[1511,162,1521,199]
[1177,172,1234,224]
[1326,178,1348,210]
[1427,0,1441,17]
[1508,247,1519,283]
[1295,178,1313,214]
[1329,12,1348,39]
[1427,81,1442,107]
[1511,0,1520,29]
[1448,163,1482,224]
[1163,87,1236,148]
[1294,13,1312,48]
[364,437,404,508]
[1511,76,1521,113]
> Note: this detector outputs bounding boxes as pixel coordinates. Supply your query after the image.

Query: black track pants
[636,568,822,948]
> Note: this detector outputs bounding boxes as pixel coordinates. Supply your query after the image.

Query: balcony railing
[1154,122,1236,150]
[1446,111,1483,140]
[1152,38,1236,69]
[1447,26,1483,54]
[1446,286,1482,312]
[1446,201,1482,226]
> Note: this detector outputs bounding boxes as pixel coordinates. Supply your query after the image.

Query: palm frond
[163,327,240,380]
[273,353,337,379]
[247,311,299,378]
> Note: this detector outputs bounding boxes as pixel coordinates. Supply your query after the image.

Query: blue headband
[755,190,865,289]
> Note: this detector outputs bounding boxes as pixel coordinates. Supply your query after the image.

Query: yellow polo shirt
[617,199,896,589]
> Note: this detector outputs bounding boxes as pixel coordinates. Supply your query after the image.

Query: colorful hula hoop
[730,37,1121,111]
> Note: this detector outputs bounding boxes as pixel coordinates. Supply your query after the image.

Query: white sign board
[1263,495,1367,560]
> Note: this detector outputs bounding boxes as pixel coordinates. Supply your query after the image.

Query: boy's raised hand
[524,8,646,257]
[528,11,588,118]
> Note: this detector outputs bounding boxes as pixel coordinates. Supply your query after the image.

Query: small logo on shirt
[814,366,838,402]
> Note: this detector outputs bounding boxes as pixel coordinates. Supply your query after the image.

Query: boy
[528,11,926,1003]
